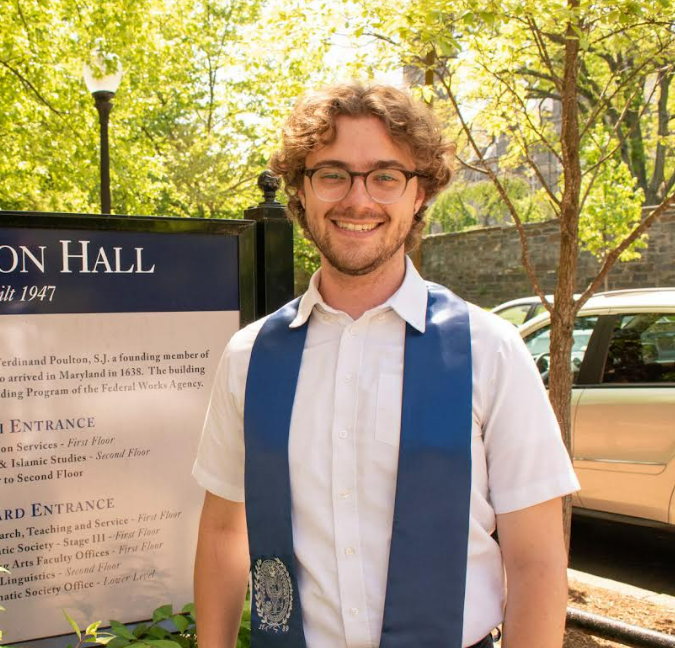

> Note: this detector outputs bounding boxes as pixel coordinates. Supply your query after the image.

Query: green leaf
[133,623,150,638]
[105,637,132,648]
[171,615,189,633]
[180,603,195,616]
[63,610,82,640]
[0,567,9,574]
[110,620,135,641]
[146,625,171,639]
[437,36,459,57]
[462,11,475,25]
[171,637,188,648]
[86,621,102,636]
[142,640,183,648]
[91,633,117,645]
[478,10,497,25]
[152,604,173,622]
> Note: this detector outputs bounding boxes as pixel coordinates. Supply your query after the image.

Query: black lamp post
[83,54,123,215]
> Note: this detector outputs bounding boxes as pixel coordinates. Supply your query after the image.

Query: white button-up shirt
[193,258,579,647]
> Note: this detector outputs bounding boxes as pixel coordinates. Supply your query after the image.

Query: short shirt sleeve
[192,329,254,502]
[480,313,580,514]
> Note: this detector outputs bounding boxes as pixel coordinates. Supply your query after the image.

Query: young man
[192,83,579,648]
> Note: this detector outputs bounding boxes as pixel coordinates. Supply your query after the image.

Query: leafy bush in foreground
[63,602,250,648]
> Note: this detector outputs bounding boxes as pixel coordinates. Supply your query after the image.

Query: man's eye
[318,171,348,182]
[372,171,402,183]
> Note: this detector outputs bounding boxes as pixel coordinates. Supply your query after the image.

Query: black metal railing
[567,607,675,648]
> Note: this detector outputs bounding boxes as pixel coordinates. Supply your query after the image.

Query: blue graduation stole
[244,283,473,648]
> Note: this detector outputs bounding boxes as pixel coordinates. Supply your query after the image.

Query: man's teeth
[335,221,379,232]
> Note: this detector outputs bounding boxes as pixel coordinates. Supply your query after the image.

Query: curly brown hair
[269,82,454,251]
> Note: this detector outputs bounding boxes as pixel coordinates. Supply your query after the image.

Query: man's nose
[340,176,375,208]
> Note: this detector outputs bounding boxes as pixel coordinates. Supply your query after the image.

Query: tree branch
[578,192,675,308]
[436,72,550,312]
[580,40,674,138]
[15,0,35,54]
[590,20,675,46]
[527,17,563,94]
[0,59,64,116]
[582,75,653,176]
[361,31,399,47]
[663,168,675,198]
[140,126,164,157]
[518,133,562,207]
[475,61,562,163]
[457,157,489,175]
[219,173,259,197]
[579,71,661,211]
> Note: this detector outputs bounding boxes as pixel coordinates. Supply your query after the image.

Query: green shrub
[62,601,250,648]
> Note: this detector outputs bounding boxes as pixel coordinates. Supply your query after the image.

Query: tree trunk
[624,105,648,195]
[647,71,673,204]
[551,0,583,552]
[549,304,576,551]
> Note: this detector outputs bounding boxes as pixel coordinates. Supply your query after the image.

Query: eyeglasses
[303,166,427,205]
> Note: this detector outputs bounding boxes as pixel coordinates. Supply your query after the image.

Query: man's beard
[305,207,410,277]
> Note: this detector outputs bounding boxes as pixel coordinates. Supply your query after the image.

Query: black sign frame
[0,211,256,647]
[0,211,256,326]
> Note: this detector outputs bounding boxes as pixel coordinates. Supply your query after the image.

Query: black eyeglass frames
[303,166,427,205]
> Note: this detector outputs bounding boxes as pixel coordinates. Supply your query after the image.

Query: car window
[532,303,547,318]
[602,313,675,384]
[523,316,599,384]
[495,304,532,326]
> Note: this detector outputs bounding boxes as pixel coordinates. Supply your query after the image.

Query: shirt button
[378,313,386,321]
[338,429,348,439]
[339,490,351,499]
[349,326,357,336]
[349,607,359,616]
[345,547,355,555]
[343,373,352,383]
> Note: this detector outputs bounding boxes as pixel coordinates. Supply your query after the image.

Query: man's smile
[331,220,382,232]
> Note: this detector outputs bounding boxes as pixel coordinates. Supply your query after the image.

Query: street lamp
[83,53,123,215]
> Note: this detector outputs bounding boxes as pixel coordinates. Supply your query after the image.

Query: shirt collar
[289,256,428,333]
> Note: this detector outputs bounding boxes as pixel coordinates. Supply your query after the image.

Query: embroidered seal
[253,557,293,633]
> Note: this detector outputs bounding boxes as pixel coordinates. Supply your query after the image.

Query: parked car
[518,287,675,530]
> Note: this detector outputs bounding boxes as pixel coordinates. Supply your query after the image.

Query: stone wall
[419,208,675,308]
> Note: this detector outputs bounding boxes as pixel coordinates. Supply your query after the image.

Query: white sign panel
[0,221,247,643]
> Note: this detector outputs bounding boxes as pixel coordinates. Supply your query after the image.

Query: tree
[428,177,553,232]
[353,0,675,538]
[0,0,334,218]
[523,31,675,206]
[580,127,647,290]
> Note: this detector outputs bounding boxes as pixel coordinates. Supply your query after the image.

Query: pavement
[568,568,675,612]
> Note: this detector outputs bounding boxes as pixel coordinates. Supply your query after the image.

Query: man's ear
[298,186,306,209]
[414,185,425,214]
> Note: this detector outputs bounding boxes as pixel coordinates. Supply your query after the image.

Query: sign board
[0,213,255,644]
